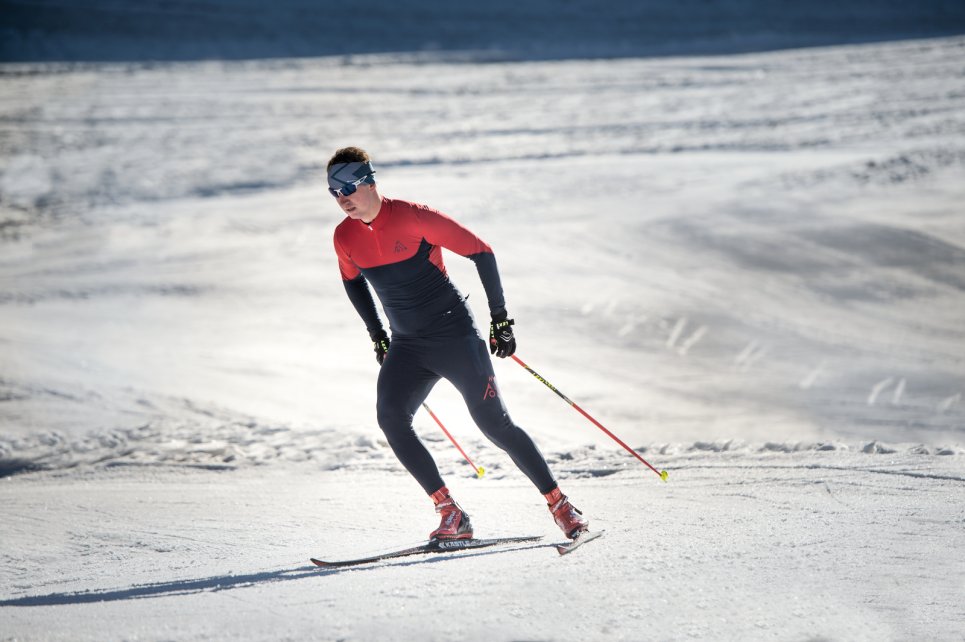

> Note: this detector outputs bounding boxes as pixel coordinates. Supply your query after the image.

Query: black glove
[371,329,390,365]
[489,311,516,358]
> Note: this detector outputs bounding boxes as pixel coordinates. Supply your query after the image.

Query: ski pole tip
[476,467,486,478]
[660,470,669,482]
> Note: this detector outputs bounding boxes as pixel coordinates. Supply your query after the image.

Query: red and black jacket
[334,197,506,338]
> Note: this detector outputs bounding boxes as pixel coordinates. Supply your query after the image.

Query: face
[335,182,381,223]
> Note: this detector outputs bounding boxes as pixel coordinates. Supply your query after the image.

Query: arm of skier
[416,205,516,357]
[342,276,383,337]
[334,235,389,363]
[415,204,507,317]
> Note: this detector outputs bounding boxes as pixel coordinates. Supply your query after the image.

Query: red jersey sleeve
[411,202,506,316]
[333,226,361,281]
[412,203,493,257]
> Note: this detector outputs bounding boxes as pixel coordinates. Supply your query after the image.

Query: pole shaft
[510,354,666,479]
[422,402,483,476]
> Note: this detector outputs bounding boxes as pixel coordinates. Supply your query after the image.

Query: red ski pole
[510,354,668,482]
[421,403,485,478]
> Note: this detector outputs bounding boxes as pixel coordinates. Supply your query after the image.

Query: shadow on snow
[0,541,552,607]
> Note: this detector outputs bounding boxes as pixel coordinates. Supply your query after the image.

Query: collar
[360,197,389,228]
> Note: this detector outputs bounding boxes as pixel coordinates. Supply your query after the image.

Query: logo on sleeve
[394,241,408,253]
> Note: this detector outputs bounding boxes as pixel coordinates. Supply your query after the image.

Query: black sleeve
[467,251,507,318]
[343,275,384,338]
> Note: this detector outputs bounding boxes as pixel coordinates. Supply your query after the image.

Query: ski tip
[556,529,605,555]
[660,470,669,482]
[310,558,331,567]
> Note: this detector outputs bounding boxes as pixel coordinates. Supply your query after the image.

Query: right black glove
[370,329,390,365]
[489,311,516,358]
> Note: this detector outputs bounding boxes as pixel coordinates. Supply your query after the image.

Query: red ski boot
[545,487,589,540]
[429,487,473,540]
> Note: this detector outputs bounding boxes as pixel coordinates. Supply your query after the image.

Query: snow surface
[2,32,965,641]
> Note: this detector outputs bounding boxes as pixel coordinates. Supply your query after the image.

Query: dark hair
[328,146,370,170]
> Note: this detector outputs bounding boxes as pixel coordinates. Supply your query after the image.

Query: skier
[329,146,589,541]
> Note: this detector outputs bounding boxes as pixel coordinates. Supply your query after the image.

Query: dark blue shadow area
[0,458,41,478]
[3,0,964,63]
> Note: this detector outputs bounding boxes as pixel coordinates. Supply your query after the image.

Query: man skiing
[329,146,589,541]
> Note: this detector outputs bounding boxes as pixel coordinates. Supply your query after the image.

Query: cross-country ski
[311,535,543,568]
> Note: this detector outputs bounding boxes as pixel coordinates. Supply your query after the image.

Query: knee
[470,405,516,445]
[376,397,412,440]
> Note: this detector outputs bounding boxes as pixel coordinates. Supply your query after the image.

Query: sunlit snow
[1,21,964,642]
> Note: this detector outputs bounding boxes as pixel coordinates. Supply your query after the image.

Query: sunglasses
[329,175,373,198]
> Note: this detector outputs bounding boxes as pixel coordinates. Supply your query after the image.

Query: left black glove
[489,311,516,358]
[370,329,390,365]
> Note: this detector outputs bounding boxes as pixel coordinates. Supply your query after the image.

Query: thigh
[426,334,499,410]
[376,340,440,419]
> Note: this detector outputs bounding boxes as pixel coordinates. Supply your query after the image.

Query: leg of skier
[430,333,589,539]
[376,338,473,540]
